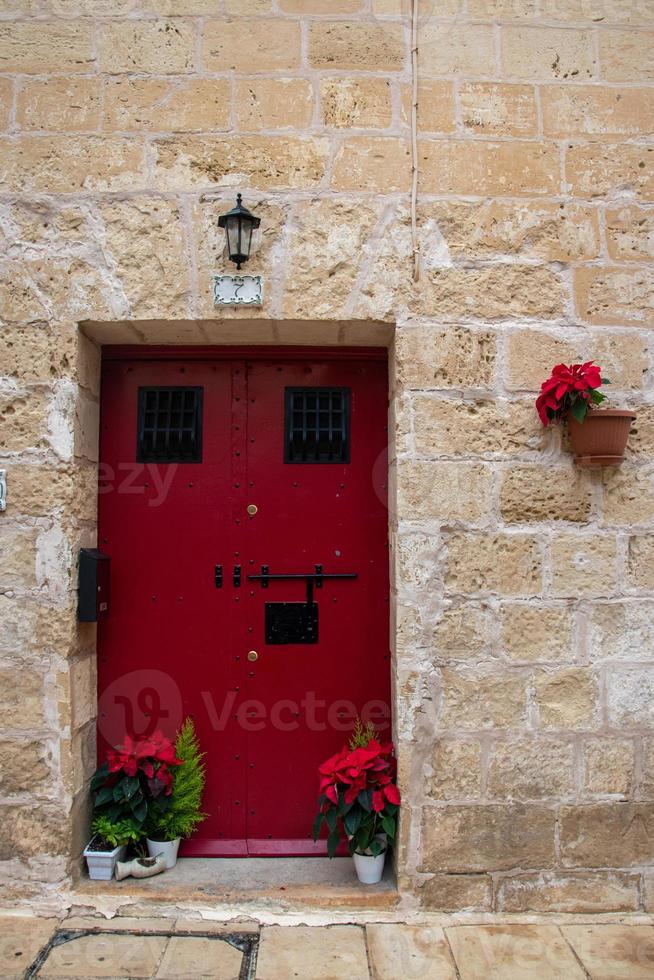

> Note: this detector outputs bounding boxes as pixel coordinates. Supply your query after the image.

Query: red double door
[97,349,390,856]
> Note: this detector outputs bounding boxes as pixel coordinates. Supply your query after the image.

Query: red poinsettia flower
[536,361,607,427]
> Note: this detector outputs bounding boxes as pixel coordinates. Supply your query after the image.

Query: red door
[97,349,390,856]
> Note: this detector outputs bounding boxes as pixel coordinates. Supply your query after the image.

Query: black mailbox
[78,548,110,622]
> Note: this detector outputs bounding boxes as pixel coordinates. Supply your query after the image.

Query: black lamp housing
[218,193,261,271]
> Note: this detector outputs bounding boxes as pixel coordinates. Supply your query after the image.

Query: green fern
[147,718,208,842]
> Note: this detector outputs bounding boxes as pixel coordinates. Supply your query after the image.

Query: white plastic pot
[146,837,180,869]
[353,848,386,885]
[83,839,127,881]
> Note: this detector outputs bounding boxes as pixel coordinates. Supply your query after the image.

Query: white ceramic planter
[353,848,386,885]
[115,853,167,880]
[83,839,127,881]
[146,837,180,869]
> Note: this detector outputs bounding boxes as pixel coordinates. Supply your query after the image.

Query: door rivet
[247,650,258,662]
[247,504,258,517]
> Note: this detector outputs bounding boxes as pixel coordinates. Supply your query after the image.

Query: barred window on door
[284,387,350,464]
[137,387,203,463]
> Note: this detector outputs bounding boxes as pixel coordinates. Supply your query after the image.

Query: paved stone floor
[2,914,654,979]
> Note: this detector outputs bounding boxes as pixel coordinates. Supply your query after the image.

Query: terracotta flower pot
[567,409,636,467]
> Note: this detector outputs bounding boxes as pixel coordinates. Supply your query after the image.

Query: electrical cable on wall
[410,0,420,282]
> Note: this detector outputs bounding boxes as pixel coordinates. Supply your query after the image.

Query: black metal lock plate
[265,602,318,645]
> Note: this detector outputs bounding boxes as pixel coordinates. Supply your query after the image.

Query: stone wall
[0,0,653,912]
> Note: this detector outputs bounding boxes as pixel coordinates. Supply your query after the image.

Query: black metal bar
[260,564,269,588]
[315,563,323,588]
[215,564,223,588]
[233,564,241,587]
[247,572,357,582]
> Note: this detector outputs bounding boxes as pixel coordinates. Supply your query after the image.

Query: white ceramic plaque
[212,274,263,306]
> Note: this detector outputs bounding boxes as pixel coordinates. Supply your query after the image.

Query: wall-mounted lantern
[218,193,261,270]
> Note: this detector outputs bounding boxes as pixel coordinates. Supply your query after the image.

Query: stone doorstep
[70,856,400,913]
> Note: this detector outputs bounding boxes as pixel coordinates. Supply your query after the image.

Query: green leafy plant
[146,718,208,842]
[91,814,143,850]
[349,718,377,750]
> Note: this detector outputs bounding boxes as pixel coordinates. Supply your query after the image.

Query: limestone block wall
[0,0,653,912]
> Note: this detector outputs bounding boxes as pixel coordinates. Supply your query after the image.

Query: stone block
[367,925,458,979]
[460,83,538,137]
[583,738,634,796]
[420,140,560,196]
[607,666,654,728]
[566,144,654,200]
[396,461,492,522]
[309,22,405,71]
[487,738,575,800]
[469,0,536,14]
[395,326,497,390]
[640,738,654,798]
[0,667,45,732]
[332,137,411,192]
[500,465,592,523]
[0,136,146,193]
[560,803,654,867]
[627,536,654,589]
[440,667,528,730]
[629,407,654,460]
[281,0,361,8]
[575,266,654,327]
[0,804,68,861]
[500,604,574,663]
[282,199,378,319]
[505,328,648,391]
[0,386,48,452]
[602,467,654,527]
[0,22,94,73]
[541,0,654,21]
[589,600,654,660]
[445,533,542,596]
[497,871,640,912]
[0,523,39,591]
[17,78,102,132]
[542,85,654,138]
[0,739,49,794]
[549,534,617,598]
[432,603,494,661]
[502,26,595,79]
[99,20,195,74]
[256,926,369,980]
[0,917,58,976]
[446,925,587,977]
[427,739,482,799]
[104,78,230,133]
[0,78,10,131]
[400,80,456,132]
[534,668,598,730]
[420,804,556,871]
[420,23,496,75]
[203,19,301,72]
[606,205,654,261]
[39,933,168,977]
[599,29,654,81]
[97,197,191,319]
[411,265,566,320]
[423,200,600,261]
[236,78,313,131]
[0,595,41,658]
[412,397,544,457]
[322,77,393,129]
[152,135,329,191]
[418,874,492,911]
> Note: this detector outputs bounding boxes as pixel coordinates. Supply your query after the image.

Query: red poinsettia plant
[536,361,610,427]
[313,721,401,858]
[90,730,181,829]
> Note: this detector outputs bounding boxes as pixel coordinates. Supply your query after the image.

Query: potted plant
[145,718,207,869]
[86,729,181,880]
[536,361,635,467]
[83,815,142,881]
[313,720,400,885]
